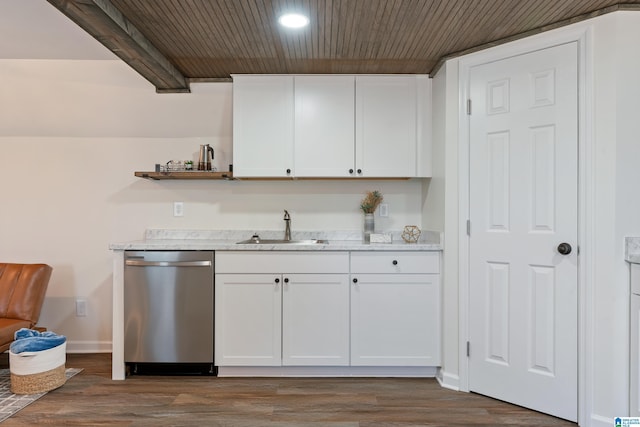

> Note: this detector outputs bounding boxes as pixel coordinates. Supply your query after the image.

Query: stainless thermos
[198,144,214,170]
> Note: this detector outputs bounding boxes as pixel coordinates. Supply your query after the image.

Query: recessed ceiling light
[278,13,309,29]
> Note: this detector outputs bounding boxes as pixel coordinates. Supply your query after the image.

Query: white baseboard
[437,370,460,391]
[589,414,614,427]
[217,366,438,377]
[65,340,111,354]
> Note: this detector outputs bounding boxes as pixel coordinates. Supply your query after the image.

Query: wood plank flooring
[0,353,577,426]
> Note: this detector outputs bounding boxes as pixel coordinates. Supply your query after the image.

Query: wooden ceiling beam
[46,0,189,93]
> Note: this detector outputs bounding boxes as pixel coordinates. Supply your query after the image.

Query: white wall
[591,11,640,423]
[425,61,460,389]
[0,57,424,351]
[436,11,640,426]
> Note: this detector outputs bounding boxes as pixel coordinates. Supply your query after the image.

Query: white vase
[363,213,375,243]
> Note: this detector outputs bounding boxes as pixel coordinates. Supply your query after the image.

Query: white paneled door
[468,42,578,421]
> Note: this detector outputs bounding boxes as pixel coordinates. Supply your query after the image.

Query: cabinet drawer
[216,251,349,274]
[350,251,439,274]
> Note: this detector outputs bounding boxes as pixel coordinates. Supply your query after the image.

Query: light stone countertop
[109,229,443,251]
[626,237,640,264]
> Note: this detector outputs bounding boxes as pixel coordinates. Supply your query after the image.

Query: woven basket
[9,342,66,395]
[10,364,66,394]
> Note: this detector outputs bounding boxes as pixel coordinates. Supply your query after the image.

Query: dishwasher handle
[125,260,212,267]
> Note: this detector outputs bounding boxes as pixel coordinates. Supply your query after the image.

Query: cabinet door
[294,76,355,177]
[282,274,350,366]
[632,294,640,416]
[350,273,440,366]
[355,76,417,177]
[215,274,282,366]
[232,75,294,177]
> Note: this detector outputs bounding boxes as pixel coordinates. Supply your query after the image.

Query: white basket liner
[9,342,66,376]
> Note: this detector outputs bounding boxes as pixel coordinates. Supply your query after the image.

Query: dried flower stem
[360,190,384,214]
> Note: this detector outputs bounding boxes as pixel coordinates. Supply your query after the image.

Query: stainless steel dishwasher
[124,250,216,375]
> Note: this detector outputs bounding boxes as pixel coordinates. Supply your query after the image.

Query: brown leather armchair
[0,263,52,353]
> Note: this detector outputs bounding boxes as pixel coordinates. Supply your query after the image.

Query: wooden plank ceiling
[47,0,640,92]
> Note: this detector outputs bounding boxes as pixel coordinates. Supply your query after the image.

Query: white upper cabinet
[294,76,355,177]
[232,74,431,178]
[232,75,294,177]
[356,76,417,177]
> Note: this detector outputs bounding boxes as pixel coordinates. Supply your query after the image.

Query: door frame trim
[457,26,593,425]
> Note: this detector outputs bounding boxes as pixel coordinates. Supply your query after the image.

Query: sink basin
[236,238,329,245]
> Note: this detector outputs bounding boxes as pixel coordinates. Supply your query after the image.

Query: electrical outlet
[76,299,87,317]
[173,201,184,217]
[379,203,389,217]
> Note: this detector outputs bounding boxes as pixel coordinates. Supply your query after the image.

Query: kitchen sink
[236,237,329,245]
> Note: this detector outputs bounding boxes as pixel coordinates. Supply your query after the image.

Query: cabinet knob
[349,169,354,174]
[284,277,289,283]
[357,169,362,174]
[275,278,280,283]
[286,168,291,175]
[352,278,358,284]
[392,260,398,265]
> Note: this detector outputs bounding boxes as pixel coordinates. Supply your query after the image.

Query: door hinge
[467,99,472,115]
[466,341,470,357]
[466,220,471,236]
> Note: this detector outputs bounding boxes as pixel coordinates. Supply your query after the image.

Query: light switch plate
[379,203,389,217]
[173,202,184,217]
[76,299,87,317]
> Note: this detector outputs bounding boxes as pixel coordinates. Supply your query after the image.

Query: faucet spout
[283,210,291,241]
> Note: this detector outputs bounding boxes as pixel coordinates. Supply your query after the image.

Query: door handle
[557,243,572,255]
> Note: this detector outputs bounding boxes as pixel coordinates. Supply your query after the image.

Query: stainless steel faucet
[283,210,291,241]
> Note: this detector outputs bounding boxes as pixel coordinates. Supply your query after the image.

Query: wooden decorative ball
[401,225,421,243]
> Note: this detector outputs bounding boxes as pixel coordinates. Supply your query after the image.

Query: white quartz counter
[626,237,640,264]
[109,229,443,251]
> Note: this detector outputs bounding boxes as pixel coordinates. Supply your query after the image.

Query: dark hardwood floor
[1,353,577,426]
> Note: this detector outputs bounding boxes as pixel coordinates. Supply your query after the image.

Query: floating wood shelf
[135,171,233,180]
[135,171,412,181]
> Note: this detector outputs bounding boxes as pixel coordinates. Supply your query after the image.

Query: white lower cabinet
[215,252,350,367]
[215,274,282,366]
[350,252,441,366]
[215,250,441,369]
[282,274,350,365]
